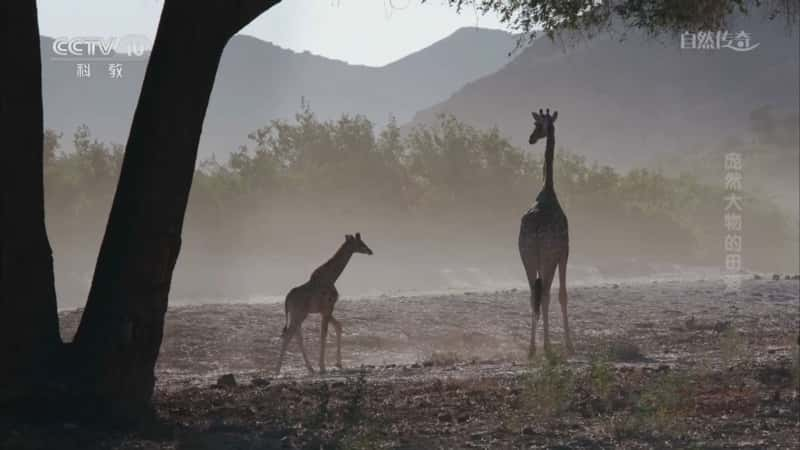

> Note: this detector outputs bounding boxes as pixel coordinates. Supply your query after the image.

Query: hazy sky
[37,0,507,66]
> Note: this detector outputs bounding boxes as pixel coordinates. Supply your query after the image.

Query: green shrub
[520,353,576,416]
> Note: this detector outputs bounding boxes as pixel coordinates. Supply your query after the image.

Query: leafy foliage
[436,0,798,41]
[521,353,576,416]
[44,125,123,241]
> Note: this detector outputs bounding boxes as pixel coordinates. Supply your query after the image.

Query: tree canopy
[435,0,799,39]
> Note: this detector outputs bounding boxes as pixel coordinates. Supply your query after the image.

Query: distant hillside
[654,106,800,217]
[40,27,517,161]
[407,15,799,169]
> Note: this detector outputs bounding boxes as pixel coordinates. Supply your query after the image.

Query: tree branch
[230,0,283,35]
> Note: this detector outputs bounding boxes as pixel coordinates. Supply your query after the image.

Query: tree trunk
[2,0,280,418]
[0,0,62,399]
[70,7,229,415]
[70,0,281,416]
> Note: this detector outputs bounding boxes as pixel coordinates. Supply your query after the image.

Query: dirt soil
[3,278,799,449]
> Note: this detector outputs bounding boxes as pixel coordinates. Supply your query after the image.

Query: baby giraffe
[274,233,373,375]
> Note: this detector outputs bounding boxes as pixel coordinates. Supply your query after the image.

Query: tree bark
[71,0,280,416]
[0,0,62,398]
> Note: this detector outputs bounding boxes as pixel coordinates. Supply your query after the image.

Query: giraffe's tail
[533,278,543,317]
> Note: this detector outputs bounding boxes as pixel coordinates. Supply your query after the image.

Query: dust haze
[47,107,798,310]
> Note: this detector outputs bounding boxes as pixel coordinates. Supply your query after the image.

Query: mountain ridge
[406,16,800,168]
[40,27,518,160]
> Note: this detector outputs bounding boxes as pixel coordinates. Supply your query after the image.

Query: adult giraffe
[519,108,574,358]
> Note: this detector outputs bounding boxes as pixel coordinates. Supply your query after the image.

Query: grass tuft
[604,339,647,363]
[423,351,462,367]
[520,352,576,417]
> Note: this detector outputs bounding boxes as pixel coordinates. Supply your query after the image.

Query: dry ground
[3,278,799,449]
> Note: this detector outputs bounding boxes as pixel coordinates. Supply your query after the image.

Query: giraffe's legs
[295,326,315,374]
[521,250,540,359]
[319,315,330,373]
[558,252,574,355]
[275,321,298,375]
[329,316,343,368]
[529,287,540,359]
[541,263,558,356]
[542,296,550,355]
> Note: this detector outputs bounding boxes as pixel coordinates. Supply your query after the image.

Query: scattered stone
[712,321,731,332]
[216,373,237,388]
[470,431,488,441]
[416,399,432,408]
[757,366,792,385]
[251,377,270,387]
[587,398,607,415]
[605,339,647,362]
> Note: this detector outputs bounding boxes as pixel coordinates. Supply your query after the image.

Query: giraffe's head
[345,232,373,255]
[529,109,558,145]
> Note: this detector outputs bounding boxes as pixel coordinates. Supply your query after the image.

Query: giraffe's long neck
[310,242,353,285]
[543,127,555,192]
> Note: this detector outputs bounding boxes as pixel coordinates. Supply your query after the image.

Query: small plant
[719,327,745,367]
[635,371,694,434]
[309,382,330,429]
[423,351,461,366]
[520,352,575,416]
[343,368,368,428]
[791,334,800,393]
[337,428,386,450]
[605,413,646,440]
[589,354,615,405]
[605,339,647,363]
[333,368,378,449]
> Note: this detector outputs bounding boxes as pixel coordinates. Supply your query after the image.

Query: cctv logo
[52,35,150,58]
